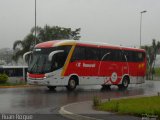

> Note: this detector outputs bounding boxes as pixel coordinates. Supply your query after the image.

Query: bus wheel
[47,86,56,91]
[118,77,129,90]
[67,78,77,91]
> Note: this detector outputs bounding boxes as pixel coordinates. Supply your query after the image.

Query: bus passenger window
[85,47,99,60]
[71,47,85,61]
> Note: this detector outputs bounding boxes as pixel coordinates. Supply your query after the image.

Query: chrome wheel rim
[123,79,128,87]
[70,79,76,88]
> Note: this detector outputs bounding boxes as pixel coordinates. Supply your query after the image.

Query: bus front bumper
[27,79,50,86]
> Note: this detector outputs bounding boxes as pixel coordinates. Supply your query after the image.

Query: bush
[93,96,101,107]
[0,73,8,84]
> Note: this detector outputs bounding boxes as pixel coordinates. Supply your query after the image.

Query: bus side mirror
[23,51,32,62]
[48,50,64,61]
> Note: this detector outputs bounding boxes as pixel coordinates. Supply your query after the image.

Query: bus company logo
[83,63,96,68]
[76,63,81,67]
[76,63,96,68]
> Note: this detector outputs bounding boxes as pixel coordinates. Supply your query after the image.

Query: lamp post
[140,10,147,48]
[35,0,37,46]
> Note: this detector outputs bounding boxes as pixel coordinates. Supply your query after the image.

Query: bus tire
[66,77,77,91]
[47,86,56,90]
[118,77,129,90]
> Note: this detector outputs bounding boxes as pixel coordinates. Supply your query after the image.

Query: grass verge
[0,82,32,88]
[0,82,26,86]
[96,96,160,118]
[155,68,160,76]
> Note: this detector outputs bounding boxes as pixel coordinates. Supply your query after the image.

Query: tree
[12,34,35,62]
[30,25,81,44]
[13,25,81,62]
[141,39,160,79]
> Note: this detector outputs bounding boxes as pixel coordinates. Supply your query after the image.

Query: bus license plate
[34,81,38,84]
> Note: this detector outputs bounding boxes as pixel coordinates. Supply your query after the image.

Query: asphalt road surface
[0,80,160,120]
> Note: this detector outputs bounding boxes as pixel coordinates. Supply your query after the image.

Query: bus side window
[71,46,85,62]
[120,50,127,62]
[99,48,111,61]
[85,47,99,60]
[124,51,145,62]
[109,50,120,61]
[104,49,123,62]
[136,52,145,62]
[124,51,133,62]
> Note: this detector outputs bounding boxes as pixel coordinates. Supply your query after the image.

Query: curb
[0,85,35,88]
[59,94,157,120]
[59,101,102,120]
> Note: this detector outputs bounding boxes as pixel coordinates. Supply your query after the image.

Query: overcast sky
[0,0,160,49]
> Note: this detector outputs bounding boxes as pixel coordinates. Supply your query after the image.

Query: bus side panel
[99,61,123,85]
[64,60,108,85]
[129,61,146,84]
[64,60,100,76]
[64,60,125,85]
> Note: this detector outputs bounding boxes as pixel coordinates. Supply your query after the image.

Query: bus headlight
[43,76,47,79]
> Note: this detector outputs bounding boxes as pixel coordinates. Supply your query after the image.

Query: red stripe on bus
[28,73,45,78]
[35,40,60,48]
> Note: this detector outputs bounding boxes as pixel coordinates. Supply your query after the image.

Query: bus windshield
[28,46,71,74]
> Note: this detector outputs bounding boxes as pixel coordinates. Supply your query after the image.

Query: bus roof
[35,40,145,52]
[35,40,76,48]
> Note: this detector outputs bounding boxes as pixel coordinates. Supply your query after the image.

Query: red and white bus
[24,40,146,90]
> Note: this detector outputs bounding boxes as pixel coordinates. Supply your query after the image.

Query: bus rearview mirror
[48,50,64,61]
[23,51,32,62]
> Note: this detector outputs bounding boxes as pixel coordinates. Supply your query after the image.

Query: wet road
[0,80,160,119]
